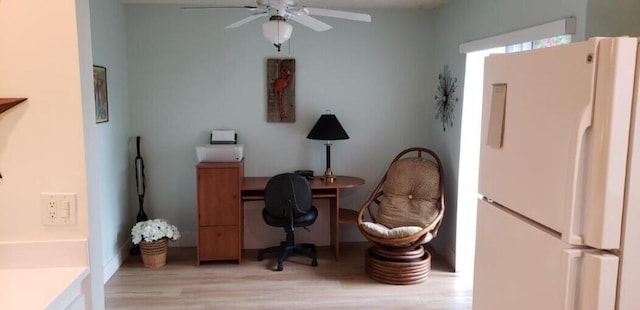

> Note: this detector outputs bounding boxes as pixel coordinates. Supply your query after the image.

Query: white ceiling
[120,0,448,9]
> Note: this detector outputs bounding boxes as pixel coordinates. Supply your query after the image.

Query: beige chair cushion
[361,222,435,243]
[361,222,422,238]
[376,157,441,229]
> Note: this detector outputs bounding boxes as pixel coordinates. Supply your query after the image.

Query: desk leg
[330,194,339,260]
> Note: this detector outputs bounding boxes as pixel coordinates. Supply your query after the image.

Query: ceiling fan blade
[289,14,332,32]
[181,6,258,12]
[306,8,372,22]
[225,12,269,29]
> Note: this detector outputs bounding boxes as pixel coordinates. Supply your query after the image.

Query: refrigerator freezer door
[473,200,619,310]
[479,37,637,248]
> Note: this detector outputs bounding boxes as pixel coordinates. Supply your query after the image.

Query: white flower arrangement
[131,218,181,244]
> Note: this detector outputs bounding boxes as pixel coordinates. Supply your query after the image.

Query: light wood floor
[105,243,472,309]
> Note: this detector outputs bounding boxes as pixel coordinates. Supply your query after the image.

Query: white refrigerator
[473,37,640,310]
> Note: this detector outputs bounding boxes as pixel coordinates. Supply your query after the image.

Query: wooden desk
[241,176,365,260]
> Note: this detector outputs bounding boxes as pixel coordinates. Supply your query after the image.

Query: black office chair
[257,173,319,271]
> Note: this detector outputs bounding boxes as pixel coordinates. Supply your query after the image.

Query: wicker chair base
[365,245,431,285]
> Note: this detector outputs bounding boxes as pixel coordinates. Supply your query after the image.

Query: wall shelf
[0,98,27,179]
[0,98,27,115]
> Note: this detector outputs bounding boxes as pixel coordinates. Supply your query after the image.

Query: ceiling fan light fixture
[262,15,293,47]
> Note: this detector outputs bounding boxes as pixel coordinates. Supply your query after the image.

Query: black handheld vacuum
[130,136,149,255]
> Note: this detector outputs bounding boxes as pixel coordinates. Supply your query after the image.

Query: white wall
[429,0,590,267]
[89,0,133,283]
[125,5,436,248]
[0,0,90,242]
[1,0,98,307]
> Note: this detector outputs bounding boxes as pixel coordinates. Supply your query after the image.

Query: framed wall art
[93,65,109,123]
[267,59,295,122]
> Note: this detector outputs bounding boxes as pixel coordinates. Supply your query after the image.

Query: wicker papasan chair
[357,147,445,285]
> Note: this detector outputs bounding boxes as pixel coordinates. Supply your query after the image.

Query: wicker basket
[140,238,168,268]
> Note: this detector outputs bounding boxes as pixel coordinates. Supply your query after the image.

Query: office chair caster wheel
[312,259,318,267]
[276,264,284,271]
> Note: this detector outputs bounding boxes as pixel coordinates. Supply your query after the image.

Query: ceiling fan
[181,0,372,51]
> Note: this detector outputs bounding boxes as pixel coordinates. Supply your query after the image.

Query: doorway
[455,46,505,277]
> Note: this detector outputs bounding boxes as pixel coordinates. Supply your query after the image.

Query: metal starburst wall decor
[434,65,458,131]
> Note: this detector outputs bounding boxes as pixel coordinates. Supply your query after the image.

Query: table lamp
[307,111,350,183]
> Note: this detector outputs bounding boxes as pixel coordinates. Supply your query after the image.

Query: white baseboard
[102,240,130,284]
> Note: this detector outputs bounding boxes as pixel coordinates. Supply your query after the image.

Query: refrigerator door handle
[563,106,591,245]
[579,252,619,310]
[583,38,636,250]
[561,249,582,310]
[562,250,620,310]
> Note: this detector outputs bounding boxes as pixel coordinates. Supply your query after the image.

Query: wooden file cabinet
[196,160,244,264]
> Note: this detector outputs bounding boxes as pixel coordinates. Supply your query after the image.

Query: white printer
[210,129,237,144]
[196,129,244,162]
[196,144,243,162]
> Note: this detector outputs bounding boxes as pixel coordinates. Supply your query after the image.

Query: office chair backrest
[264,173,313,218]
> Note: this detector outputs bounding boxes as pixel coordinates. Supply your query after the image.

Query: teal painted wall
[430,0,640,268]
[89,0,133,283]
[429,0,590,267]
[586,0,640,37]
[125,5,436,248]
[89,0,640,272]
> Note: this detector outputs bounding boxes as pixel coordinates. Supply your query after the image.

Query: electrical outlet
[47,196,57,218]
[41,193,58,225]
[41,193,77,225]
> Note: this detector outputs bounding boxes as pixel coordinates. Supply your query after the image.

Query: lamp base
[322,168,336,184]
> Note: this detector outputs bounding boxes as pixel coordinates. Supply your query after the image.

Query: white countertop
[0,266,89,309]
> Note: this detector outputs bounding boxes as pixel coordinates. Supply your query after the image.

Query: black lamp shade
[307,114,350,140]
